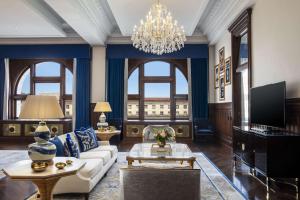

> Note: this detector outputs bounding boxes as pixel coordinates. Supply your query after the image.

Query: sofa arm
[98,141,110,146]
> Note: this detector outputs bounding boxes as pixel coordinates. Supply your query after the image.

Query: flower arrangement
[153,128,174,147]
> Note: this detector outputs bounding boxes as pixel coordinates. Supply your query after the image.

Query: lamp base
[28,121,56,164]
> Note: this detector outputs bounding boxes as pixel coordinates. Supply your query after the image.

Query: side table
[3,157,85,200]
[95,129,121,144]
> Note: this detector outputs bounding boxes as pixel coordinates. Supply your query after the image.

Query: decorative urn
[28,121,56,163]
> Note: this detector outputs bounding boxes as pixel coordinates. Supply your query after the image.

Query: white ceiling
[107,0,209,36]
[0,0,255,45]
[0,0,66,37]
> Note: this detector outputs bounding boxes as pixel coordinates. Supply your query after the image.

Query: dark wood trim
[127,59,189,122]
[9,59,73,119]
[209,102,233,146]
[210,98,300,145]
[229,8,252,127]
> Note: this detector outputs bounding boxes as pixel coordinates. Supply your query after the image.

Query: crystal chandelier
[131,0,186,55]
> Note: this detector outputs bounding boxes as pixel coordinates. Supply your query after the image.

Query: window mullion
[139,65,145,120]
[170,64,176,120]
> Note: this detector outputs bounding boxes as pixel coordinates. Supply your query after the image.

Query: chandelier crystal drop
[131,0,186,55]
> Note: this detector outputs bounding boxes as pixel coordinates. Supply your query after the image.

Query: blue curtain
[75,58,91,129]
[107,59,125,121]
[0,58,5,120]
[191,58,208,120]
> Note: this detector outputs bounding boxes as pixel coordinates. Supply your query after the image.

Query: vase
[157,140,166,148]
[28,121,56,164]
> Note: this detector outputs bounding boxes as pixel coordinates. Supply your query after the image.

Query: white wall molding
[198,0,255,45]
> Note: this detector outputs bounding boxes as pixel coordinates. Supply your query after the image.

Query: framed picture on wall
[214,64,219,88]
[225,57,232,85]
[219,47,225,74]
[219,73,225,101]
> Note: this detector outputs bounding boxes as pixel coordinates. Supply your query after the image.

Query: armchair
[193,119,215,143]
[142,125,176,143]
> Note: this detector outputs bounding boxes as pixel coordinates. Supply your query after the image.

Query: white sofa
[52,132,118,199]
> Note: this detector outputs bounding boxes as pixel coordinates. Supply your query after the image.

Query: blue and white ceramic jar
[28,121,56,163]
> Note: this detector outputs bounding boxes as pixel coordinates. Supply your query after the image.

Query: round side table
[95,130,121,144]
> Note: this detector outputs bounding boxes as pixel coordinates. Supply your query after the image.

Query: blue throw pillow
[49,136,64,157]
[65,134,80,158]
[74,127,98,152]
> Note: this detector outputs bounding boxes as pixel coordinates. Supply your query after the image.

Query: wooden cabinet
[0,119,72,142]
[233,126,300,178]
[233,127,254,168]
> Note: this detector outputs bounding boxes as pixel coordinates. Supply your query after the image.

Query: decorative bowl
[55,162,66,170]
[66,160,73,165]
[31,162,48,172]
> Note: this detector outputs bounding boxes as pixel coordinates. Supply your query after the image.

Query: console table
[233,126,300,195]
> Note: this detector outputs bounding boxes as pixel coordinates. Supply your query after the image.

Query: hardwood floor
[0,139,298,200]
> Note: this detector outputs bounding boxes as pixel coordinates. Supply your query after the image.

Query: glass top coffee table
[126,143,196,168]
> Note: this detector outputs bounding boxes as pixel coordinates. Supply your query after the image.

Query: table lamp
[94,102,112,129]
[19,95,64,164]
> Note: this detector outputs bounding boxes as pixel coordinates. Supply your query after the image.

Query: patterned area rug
[0,150,245,200]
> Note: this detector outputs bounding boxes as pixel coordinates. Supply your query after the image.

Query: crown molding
[0,37,86,45]
[198,0,255,45]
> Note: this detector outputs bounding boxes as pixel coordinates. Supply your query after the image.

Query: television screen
[250,81,286,128]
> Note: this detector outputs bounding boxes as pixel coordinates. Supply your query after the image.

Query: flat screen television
[250,81,286,128]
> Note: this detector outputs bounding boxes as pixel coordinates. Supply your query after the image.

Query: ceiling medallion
[131,0,186,55]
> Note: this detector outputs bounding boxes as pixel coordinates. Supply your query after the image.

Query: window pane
[144,99,170,119]
[144,61,170,76]
[65,68,73,94]
[65,100,73,117]
[145,83,170,98]
[127,100,139,118]
[128,68,139,94]
[176,68,188,94]
[240,33,248,65]
[35,83,60,99]
[16,100,25,118]
[176,99,189,119]
[241,68,249,125]
[36,62,60,77]
[145,83,170,119]
[17,69,30,94]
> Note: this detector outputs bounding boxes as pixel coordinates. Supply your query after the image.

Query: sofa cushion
[75,127,98,152]
[80,151,111,165]
[89,145,118,157]
[49,136,64,157]
[66,133,80,158]
[58,132,79,147]
[78,159,103,179]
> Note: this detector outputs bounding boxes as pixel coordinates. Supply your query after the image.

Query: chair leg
[84,193,89,200]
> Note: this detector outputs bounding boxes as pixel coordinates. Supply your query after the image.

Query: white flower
[160,131,166,138]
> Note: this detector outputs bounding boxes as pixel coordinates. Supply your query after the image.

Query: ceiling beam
[44,0,113,45]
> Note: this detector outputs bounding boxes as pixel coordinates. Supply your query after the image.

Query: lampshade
[19,95,64,119]
[94,102,112,113]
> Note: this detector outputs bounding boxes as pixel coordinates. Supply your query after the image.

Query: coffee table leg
[127,158,134,166]
[32,177,60,200]
[189,160,195,169]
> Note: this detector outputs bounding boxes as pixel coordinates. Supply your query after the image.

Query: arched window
[12,60,73,118]
[127,60,189,120]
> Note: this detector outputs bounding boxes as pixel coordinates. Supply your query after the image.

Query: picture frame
[218,47,225,74]
[219,73,225,101]
[225,57,232,85]
[214,64,219,88]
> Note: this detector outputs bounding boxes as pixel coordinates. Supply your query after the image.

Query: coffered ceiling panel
[0,0,66,37]
[107,0,210,36]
